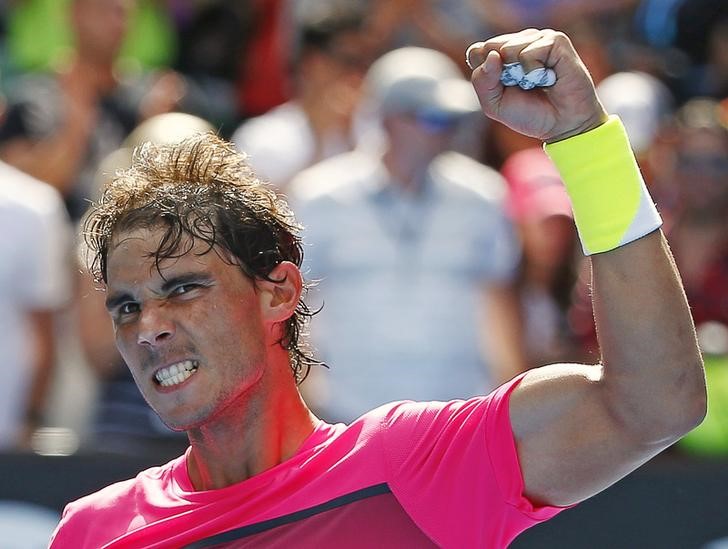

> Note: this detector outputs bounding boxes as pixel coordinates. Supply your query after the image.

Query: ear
[257,261,303,325]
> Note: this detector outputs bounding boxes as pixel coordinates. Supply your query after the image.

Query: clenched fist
[467,28,608,143]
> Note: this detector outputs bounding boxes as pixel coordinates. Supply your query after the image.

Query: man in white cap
[291,46,527,422]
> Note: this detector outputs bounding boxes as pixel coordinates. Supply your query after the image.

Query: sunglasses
[414,111,460,133]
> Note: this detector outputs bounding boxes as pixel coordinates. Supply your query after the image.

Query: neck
[185,355,318,491]
[299,90,352,141]
[382,148,432,193]
[70,52,117,93]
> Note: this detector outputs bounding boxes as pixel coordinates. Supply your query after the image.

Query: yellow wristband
[544,115,662,255]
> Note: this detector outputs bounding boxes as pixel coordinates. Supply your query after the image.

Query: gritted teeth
[155,360,199,387]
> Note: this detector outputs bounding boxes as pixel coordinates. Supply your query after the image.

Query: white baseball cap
[597,71,673,154]
[365,47,480,119]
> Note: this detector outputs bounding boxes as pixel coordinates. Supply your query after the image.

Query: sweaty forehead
[106,227,210,283]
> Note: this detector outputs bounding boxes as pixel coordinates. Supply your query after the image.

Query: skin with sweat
[105,226,316,490]
[95,28,705,508]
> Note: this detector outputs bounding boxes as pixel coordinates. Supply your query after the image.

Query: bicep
[509,363,663,507]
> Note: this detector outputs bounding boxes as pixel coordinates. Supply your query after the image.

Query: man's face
[677,128,728,214]
[105,225,268,431]
[73,0,132,63]
[386,112,455,163]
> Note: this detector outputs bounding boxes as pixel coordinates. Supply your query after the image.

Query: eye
[170,283,201,297]
[117,302,140,317]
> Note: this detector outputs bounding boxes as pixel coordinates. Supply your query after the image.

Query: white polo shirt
[291,150,520,421]
[0,162,72,446]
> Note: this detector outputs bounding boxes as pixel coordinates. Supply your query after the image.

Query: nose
[136,303,175,347]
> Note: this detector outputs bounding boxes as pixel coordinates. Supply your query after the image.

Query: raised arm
[468,29,706,507]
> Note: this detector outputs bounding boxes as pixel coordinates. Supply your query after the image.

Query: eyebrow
[159,272,214,294]
[104,272,214,311]
[105,290,134,312]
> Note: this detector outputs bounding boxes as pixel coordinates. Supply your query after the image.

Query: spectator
[173,2,255,132]
[366,0,490,69]
[596,71,674,157]
[668,98,728,456]
[0,162,73,450]
[673,0,728,92]
[232,0,372,190]
[5,0,176,74]
[679,321,728,456]
[0,0,184,221]
[234,0,292,119]
[596,70,676,205]
[501,148,583,367]
[663,98,728,327]
[290,47,525,422]
[476,0,638,35]
[634,0,728,101]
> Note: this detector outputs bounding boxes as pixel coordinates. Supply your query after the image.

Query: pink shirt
[49,376,566,548]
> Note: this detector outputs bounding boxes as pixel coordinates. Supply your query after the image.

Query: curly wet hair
[84,133,321,383]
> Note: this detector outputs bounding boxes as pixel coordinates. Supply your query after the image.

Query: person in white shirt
[0,162,73,448]
[290,46,526,421]
[232,0,372,190]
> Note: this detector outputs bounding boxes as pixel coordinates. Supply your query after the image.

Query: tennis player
[50,28,706,548]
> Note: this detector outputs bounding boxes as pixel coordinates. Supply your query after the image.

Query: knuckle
[551,31,571,45]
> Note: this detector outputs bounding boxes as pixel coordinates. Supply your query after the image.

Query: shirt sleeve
[381,375,569,547]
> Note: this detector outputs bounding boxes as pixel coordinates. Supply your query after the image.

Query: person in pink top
[50,29,706,548]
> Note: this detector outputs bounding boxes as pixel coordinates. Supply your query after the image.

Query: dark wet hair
[84,133,322,383]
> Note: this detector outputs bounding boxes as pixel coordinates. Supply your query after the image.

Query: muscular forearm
[469,28,707,507]
[541,113,706,441]
[591,231,705,442]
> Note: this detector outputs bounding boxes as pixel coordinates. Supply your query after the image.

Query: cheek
[198,298,266,350]
[113,325,135,360]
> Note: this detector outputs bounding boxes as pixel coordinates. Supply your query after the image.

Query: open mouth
[154,360,199,387]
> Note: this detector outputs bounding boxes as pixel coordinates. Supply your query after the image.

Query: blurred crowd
[1,0,727,460]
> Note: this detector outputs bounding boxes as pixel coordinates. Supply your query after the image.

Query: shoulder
[429,151,507,204]
[288,150,381,205]
[356,394,496,442]
[314,400,462,453]
[62,475,140,520]
[5,73,58,103]
[50,476,139,547]
[0,162,66,218]
[233,102,308,147]
[363,377,528,461]
[50,461,175,547]
[63,461,167,515]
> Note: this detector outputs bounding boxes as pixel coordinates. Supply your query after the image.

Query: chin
[160,414,210,433]
[153,402,218,433]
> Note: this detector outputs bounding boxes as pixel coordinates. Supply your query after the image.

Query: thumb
[471,50,504,119]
